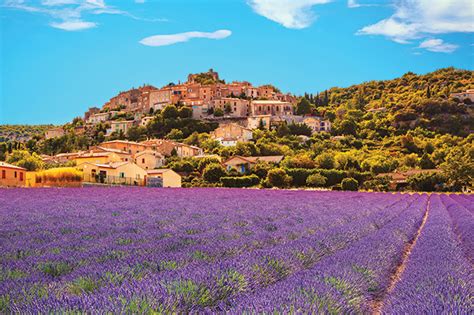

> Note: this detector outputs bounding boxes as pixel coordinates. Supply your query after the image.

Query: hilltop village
[1,68,473,191]
[76,69,330,140]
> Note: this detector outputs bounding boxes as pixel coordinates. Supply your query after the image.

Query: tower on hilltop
[187,68,220,84]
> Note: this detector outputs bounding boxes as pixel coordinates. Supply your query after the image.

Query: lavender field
[0,188,472,313]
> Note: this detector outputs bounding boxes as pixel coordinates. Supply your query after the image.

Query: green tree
[202,163,227,183]
[441,145,473,190]
[282,153,316,169]
[306,173,327,187]
[127,126,147,142]
[214,108,224,117]
[251,161,272,179]
[197,157,221,172]
[178,107,193,118]
[337,119,358,136]
[166,129,184,140]
[315,152,336,169]
[6,150,44,171]
[162,105,179,119]
[296,97,312,115]
[407,172,445,192]
[341,178,358,191]
[276,123,290,137]
[288,123,312,136]
[265,168,291,188]
[420,153,435,169]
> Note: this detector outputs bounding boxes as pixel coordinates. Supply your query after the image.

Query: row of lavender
[0,188,472,313]
[384,194,473,313]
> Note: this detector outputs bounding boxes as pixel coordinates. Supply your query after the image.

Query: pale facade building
[250,100,293,116]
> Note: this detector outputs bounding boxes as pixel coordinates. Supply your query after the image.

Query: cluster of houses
[2,138,201,188]
[39,139,207,187]
[43,69,331,146]
[0,136,290,188]
[450,89,474,103]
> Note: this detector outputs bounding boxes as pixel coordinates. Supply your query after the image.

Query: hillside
[0,125,53,142]
[309,67,473,137]
[1,68,472,192]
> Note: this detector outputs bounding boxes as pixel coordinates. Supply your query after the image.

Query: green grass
[68,277,100,295]
[0,268,27,281]
[38,261,73,278]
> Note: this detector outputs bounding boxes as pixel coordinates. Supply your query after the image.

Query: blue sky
[1,0,473,124]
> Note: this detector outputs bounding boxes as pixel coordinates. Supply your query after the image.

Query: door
[99,170,107,183]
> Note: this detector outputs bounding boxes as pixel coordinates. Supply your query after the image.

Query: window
[142,158,145,164]
[1,170,5,179]
[119,172,125,178]
[14,171,17,178]
[19,172,24,181]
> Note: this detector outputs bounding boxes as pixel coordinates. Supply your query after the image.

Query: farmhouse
[174,143,203,157]
[53,152,84,163]
[140,139,176,156]
[211,123,253,146]
[73,152,124,166]
[80,161,147,186]
[100,140,149,155]
[249,100,293,116]
[303,117,332,133]
[377,169,441,190]
[134,150,165,170]
[0,162,26,187]
[146,169,182,187]
[45,127,65,139]
[106,120,135,136]
[451,89,474,103]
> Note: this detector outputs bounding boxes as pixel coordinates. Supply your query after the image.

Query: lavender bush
[0,188,472,313]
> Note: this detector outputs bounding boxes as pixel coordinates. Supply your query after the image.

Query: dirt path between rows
[371,196,431,315]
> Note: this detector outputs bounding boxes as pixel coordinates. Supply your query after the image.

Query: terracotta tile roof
[224,155,284,164]
[146,169,172,174]
[0,162,26,171]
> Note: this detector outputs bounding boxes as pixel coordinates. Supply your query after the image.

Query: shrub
[407,172,446,192]
[306,174,327,187]
[317,169,346,186]
[197,157,221,172]
[285,168,317,187]
[341,178,359,191]
[363,177,390,192]
[220,174,260,188]
[6,150,44,171]
[35,168,82,184]
[315,153,336,169]
[202,163,227,183]
[265,168,292,188]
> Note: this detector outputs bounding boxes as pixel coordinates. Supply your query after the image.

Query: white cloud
[140,30,232,47]
[50,19,97,30]
[418,38,458,53]
[357,0,473,44]
[3,0,163,31]
[347,0,379,8]
[247,0,332,29]
[41,0,78,5]
[347,0,360,8]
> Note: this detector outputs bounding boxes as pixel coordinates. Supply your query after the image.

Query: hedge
[220,174,260,188]
[285,168,372,187]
